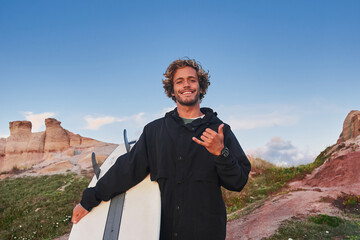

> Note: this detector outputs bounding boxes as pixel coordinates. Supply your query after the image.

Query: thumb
[218,124,224,136]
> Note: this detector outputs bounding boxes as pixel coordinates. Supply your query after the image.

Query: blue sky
[1,0,359,166]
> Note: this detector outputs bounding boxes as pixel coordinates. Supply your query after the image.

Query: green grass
[0,174,90,240]
[223,145,333,216]
[267,215,360,240]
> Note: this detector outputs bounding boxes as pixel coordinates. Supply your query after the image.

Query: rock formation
[6,121,32,154]
[0,118,117,175]
[44,118,70,152]
[337,110,360,143]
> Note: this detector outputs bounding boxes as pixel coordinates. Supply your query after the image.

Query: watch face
[222,147,229,157]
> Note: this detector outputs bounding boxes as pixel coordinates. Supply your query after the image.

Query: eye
[175,79,184,85]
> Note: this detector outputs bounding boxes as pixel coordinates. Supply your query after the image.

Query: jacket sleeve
[214,124,251,192]
[80,130,150,211]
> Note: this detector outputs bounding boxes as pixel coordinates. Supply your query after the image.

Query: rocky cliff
[337,110,360,143]
[0,118,117,177]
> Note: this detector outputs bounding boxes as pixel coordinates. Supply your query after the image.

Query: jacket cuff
[80,187,101,212]
[214,151,233,166]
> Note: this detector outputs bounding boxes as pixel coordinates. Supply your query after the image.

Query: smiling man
[72,58,251,240]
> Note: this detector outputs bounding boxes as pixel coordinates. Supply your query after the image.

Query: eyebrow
[175,76,197,81]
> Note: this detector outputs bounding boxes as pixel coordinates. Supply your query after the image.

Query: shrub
[310,214,342,227]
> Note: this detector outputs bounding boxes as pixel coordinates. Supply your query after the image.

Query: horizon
[1,1,359,167]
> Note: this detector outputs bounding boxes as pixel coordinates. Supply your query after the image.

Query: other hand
[71,203,89,224]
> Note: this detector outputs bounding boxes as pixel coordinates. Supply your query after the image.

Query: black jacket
[81,107,251,240]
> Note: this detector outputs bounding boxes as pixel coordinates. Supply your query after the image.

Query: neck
[176,102,202,119]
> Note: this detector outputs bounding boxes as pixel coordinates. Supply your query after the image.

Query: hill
[226,110,360,239]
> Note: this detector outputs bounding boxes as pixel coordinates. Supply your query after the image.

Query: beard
[174,90,201,106]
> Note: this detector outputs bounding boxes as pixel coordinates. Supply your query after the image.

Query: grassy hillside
[0,174,90,240]
[223,146,333,217]
[222,146,360,239]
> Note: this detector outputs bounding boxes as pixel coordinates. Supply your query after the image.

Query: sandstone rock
[6,121,32,154]
[67,131,81,147]
[0,152,44,173]
[28,132,45,153]
[79,137,104,147]
[44,118,70,152]
[337,110,360,143]
[0,138,6,157]
[37,160,74,174]
[66,130,105,148]
[9,121,32,136]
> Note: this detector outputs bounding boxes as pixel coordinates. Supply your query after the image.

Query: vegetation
[343,195,360,207]
[223,145,334,215]
[0,174,90,240]
[310,214,343,227]
[267,214,360,240]
[267,191,360,239]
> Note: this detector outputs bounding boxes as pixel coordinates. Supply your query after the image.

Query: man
[72,58,251,240]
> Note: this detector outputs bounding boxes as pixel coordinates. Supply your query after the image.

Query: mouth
[180,90,195,95]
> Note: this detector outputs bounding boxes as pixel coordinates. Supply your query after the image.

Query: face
[172,66,202,107]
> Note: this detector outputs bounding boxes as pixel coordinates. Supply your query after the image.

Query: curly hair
[162,58,210,102]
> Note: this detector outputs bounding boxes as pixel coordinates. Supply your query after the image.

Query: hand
[71,203,89,224]
[192,124,224,156]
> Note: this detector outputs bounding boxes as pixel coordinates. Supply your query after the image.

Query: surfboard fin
[123,129,136,153]
[92,152,101,179]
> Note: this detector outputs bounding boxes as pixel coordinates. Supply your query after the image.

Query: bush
[310,214,343,227]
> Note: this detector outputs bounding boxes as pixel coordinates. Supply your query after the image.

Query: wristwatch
[220,146,230,158]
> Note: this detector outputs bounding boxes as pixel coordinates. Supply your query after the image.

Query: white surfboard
[69,143,161,240]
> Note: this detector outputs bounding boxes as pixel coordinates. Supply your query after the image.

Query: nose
[183,79,191,87]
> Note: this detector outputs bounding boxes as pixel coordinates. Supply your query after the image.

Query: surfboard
[69,138,161,240]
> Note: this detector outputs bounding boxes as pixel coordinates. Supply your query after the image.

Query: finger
[218,124,224,136]
[72,204,88,224]
[205,128,217,135]
[72,215,78,224]
[200,135,211,145]
[71,207,78,223]
[72,211,81,223]
[202,131,214,140]
[192,137,206,146]
[73,211,86,224]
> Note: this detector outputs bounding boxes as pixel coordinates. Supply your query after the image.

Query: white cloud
[84,112,146,130]
[23,111,56,132]
[84,116,117,130]
[152,106,176,119]
[132,112,146,125]
[227,113,298,130]
[247,137,316,167]
[0,133,9,139]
